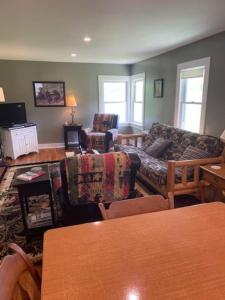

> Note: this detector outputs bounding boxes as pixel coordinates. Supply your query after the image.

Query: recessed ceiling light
[84,37,91,42]
[71,53,77,57]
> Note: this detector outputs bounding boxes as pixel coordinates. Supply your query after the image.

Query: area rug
[0,163,144,262]
[0,163,62,263]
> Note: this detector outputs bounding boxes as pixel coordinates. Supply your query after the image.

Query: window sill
[129,122,144,131]
[118,122,144,131]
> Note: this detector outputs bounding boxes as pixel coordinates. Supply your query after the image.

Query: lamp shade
[0,87,5,102]
[67,95,77,107]
[220,130,225,143]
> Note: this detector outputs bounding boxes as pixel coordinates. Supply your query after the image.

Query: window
[98,76,130,123]
[98,73,145,127]
[131,73,145,125]
[174,58,210,133]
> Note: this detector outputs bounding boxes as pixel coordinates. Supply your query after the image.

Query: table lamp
[0,87,5,102]
[67,95,77,124]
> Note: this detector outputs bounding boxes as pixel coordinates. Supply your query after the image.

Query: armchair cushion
[93,114,116,132]
[86,132,106,151]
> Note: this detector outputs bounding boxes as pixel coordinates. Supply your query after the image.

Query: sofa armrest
[83,128,93,135]
[79,128,93,149]
[117,132,147,146]
[107,128,118,141]
[167,156,224,192]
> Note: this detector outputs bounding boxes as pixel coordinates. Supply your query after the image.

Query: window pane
[181,77,204,103]
[181,103,201,133]
[133,103,143,123]
[135,80,144,102]
[104,103,126,122]
[104,82,126,102]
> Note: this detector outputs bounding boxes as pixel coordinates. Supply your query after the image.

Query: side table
[200,164,225,202]
[13,165,56,241]
[64,124,82,153]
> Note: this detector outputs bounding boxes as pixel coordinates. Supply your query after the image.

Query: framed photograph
[33,81,66,107]
[153,79,164,98]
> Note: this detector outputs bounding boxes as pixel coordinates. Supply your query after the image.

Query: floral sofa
[115,123,224,208]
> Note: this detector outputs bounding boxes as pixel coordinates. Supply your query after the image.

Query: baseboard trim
[38,143,65,149]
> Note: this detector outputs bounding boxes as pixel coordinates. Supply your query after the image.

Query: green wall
[131,31,225,137]
[0,60,130,143]
[0,31,224,144]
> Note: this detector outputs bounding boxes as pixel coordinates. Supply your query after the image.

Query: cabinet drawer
[11,127,35,136]
[203,171,225,190]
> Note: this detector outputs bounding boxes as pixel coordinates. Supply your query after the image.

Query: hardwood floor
[6,148,67,166]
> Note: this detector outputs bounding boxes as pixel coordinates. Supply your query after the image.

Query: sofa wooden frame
[167,156,224,208]
[117,132,224,209]
[138,156,224,209]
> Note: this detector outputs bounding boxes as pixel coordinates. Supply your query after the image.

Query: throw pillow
[179,145,211,160]
[145,138,171,158]
[176,145,212,180]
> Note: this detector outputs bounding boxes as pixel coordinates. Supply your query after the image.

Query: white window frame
[98,73,145,127]
[98,75,130,124]
[174,57,210,134]
[130,73,145,129]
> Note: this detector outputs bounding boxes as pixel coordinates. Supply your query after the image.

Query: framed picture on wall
[153,79,164,97]
[33,81,66,107]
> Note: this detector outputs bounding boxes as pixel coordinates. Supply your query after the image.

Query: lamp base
[71,107,76,125]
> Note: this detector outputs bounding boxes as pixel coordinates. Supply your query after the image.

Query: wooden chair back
[98,195,170,220]
[0,243,41,300]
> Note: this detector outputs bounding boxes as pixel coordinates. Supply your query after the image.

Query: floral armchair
[80,114,118,152]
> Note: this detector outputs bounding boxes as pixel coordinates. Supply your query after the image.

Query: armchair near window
[80,113,118,152]
[60,151,141,225]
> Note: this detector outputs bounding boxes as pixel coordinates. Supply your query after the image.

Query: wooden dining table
[42,202,225,300]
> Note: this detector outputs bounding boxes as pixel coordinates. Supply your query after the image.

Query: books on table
[16,170,45,182]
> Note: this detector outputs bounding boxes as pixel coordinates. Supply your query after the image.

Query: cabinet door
[12,133,27,158]
[24,128,38,153]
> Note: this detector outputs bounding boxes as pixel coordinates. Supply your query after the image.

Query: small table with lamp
[63,124,82,152]
[64,94,83,153]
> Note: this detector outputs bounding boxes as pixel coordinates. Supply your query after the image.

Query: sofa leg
[168,192,175,209]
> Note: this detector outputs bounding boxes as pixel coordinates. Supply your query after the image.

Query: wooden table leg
[199,180,206,203]
[48,185,56,226]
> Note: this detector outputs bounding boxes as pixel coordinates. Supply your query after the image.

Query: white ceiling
[0,0,225,64]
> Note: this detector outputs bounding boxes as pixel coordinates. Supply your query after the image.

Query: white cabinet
[1,125,39,159]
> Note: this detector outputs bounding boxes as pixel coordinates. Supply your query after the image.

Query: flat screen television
[0,103,27,126]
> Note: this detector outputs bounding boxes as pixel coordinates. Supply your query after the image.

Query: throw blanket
[66,152,131,205]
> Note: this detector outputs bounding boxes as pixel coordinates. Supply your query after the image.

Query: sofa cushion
[145,138,171,158]
[179,145,211,160]
[139,156,168,185]
[115,144,183,186]
[114,144,149,160]
[115,144,168,185]
[143,123,223,160]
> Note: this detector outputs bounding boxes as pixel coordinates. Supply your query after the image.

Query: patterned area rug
[0,163,144,262]
[0,164,62,262]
